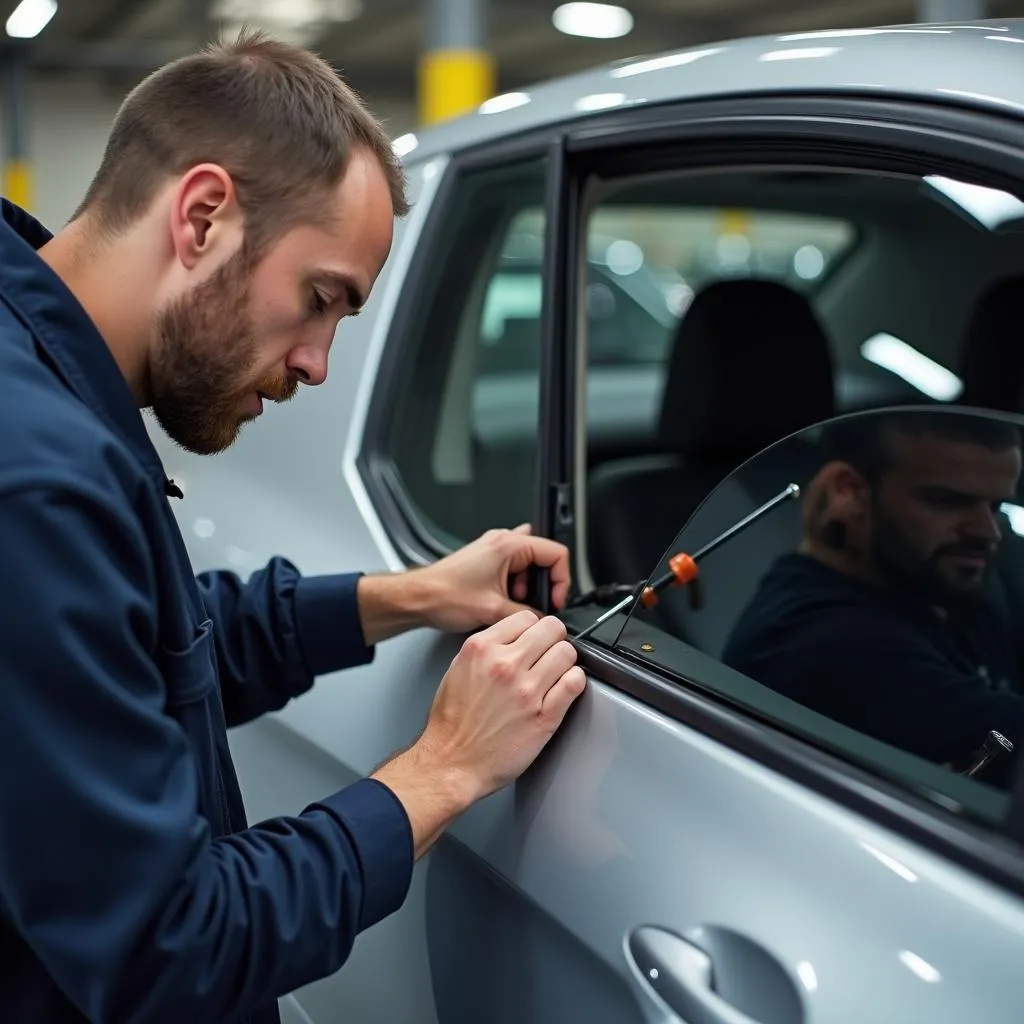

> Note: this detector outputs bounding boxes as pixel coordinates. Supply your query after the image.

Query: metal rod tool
[574,483,800,643]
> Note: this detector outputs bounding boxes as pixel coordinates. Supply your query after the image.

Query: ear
[820,460,871,523]
[169,164,242,271]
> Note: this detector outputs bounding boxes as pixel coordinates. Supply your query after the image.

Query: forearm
[372,743,478,859]
[356,570,438,646]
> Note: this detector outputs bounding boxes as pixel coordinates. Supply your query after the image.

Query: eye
[309,289,329,316]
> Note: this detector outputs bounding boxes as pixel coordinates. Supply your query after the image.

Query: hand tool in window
[574,483,801,643]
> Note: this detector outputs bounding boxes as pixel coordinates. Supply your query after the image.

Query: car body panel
[403,21,1024,164]
[143,21,1024,1023]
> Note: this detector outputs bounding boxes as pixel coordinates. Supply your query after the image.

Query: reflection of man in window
[722,412,1024,783]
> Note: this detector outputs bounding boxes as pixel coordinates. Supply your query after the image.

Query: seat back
[587,279,836,594]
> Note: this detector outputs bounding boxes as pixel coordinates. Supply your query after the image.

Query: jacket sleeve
[0,481,413,1024]
[729,606,1024,768]
[195,562,375,727]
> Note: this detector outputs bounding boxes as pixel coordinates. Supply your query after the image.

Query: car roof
[402,20,1024,163]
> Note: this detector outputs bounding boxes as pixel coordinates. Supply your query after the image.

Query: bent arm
[0,483,414,1023]
[197,565,376,726]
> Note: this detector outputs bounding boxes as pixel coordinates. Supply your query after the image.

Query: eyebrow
[315,271,365,311]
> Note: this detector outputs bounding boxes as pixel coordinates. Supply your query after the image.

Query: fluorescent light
[860,332,963,401]
[391,133,418,157]
[479,92,531,114]
[778,28,950,39]
[898,951,942,985]
[6,0,57,38]
[759,47,840,62]
[795,962,818,993]
[924,175,1024,230]
[553,2,633,40]
[860,842,918,883]
[573,92,627,112]
[611,47,723,77]
[987,36,1024,43]
[1001,504,1024,536]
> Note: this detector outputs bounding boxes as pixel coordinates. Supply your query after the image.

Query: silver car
[149,18,1024,1024]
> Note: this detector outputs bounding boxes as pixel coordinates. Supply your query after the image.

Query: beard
[149,246,297,455]
[870,502,993,605]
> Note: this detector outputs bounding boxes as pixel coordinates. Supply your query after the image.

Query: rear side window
[374,158,549,549]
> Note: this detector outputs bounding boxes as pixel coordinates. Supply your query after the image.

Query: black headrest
[658,279,836,457]
[960,275,1024,412]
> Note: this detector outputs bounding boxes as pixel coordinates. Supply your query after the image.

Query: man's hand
[371,610,585,858]
[421,524,570,633]
[356,525,570,645]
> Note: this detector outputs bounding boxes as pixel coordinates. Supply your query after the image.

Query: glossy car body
[147,19,1024,1024]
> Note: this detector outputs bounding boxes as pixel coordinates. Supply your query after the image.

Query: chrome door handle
[624,925,805,1024]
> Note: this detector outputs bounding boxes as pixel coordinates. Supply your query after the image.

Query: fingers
[476,608,540,646]
[503,533,571,610]
[510,614,568,667]
[529,638,579,690]
[541,667,587,722]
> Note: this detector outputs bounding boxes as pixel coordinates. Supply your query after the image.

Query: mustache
[935,540,997,560]
[253,375,299,404]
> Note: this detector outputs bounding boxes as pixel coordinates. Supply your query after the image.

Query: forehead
[887,430,1021,494]
[265,148,395,283]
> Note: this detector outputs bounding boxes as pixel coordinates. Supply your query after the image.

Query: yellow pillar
[4,50,33,211]
[419,0,494,126]
[418,49,495,126]
[3,160,33,210]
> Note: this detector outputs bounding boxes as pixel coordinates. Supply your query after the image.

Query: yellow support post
[419,0,494,126]
[3,160,33,210]
[4,50,33,211]
[418,48,495,126]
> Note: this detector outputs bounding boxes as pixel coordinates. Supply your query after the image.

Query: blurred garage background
[2,0,1023,229]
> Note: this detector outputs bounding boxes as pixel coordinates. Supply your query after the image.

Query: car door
[352,93,1024,1024]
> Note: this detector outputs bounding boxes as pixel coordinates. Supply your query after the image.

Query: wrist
[371,742,481,858]
[357,569,439,645]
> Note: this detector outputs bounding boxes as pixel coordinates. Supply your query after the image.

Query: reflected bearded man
[723,411,1024,783]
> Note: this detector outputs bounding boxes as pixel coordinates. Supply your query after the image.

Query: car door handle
[625,925,805,1024]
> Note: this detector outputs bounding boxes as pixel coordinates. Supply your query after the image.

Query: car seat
[586,278,836,591]
[959,275,1024,413]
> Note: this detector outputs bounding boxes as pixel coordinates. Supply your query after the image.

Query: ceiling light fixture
[553,3,633,40]
[6,0,58,39]
[860,332,963,401]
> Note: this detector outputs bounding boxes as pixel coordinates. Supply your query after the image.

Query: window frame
[358,89,1024,892]
[357,144,555,565]
[557,95,1024,893]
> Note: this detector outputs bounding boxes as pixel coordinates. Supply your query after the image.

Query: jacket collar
[0,199,173,493]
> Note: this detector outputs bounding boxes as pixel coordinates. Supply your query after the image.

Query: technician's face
[150,148,394,455]
[869,432,1020,600]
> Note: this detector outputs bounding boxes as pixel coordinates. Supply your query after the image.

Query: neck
[36,216,156,406]
[798,536,884,587]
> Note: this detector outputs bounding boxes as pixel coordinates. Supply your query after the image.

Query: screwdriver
[574,483,801,643]
[963,729,1014,778]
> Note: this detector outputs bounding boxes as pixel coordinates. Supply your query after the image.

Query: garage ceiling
[10,0,1024,106]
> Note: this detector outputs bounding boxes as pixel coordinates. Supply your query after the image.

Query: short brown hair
[75,26,409,255]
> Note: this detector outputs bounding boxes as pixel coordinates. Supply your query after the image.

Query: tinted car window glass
[611,406,1024,822]
[385,159,547,546]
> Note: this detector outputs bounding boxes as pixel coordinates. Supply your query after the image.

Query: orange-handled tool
[574,483,800,642]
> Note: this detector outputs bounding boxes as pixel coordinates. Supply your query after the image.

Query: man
[0,29,585,1024]
[722,411,1024,779]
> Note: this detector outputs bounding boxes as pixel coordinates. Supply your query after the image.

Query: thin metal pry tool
[574,483,801,643]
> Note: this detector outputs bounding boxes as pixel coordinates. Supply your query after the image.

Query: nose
[964,503,1002,544]
[286,343,329,387]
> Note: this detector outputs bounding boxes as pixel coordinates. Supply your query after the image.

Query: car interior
[570,166,1024,594]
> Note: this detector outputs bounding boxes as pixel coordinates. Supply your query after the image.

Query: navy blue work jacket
[0,200,414,1023]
